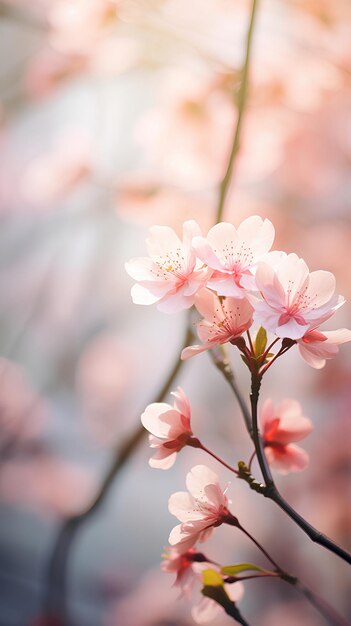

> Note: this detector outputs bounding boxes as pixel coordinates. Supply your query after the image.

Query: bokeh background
[0,1,351,625]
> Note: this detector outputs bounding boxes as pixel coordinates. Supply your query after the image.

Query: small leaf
[240,354,250,368]
[221,563,265,576]
[202,568,224,588]
[254,327,267,357]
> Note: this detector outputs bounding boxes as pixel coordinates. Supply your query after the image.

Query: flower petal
[141,403,174,437]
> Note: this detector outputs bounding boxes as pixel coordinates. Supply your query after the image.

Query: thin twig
[224,514,350,626]
[214,357,351,566]
[215,0,258,223]
[209,347,252,434]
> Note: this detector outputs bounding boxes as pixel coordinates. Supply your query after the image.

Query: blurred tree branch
[44,318,193,624]
[216,0,258,222]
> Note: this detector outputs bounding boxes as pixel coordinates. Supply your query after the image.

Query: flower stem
[210,348,253,435]
[215,0,259,222]
[247,449,256,472]
[260,337,280,362]
[225,514,349,625]
[250,373,351,565]
[196,441,239,475]
[225,514,282,571]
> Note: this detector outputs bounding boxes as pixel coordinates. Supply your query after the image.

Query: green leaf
[202,568,224,587]
[240,354,250,368]
[221,563,265,576]
[254,327,267,357]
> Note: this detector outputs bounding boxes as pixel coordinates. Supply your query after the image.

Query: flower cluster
[126,216,351,369]
[128,216,351,623]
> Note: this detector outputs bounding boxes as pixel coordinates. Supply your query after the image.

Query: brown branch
[44,319,193,623]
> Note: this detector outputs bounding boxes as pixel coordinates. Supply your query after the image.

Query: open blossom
[168,465,230,552]
[261,399,313,473]
[125,220,211,313]
[297,328,351,369]
[161,546,202,595]
[181,288,253,360]
[253,253,345,340]
[162,547,244,623]
[192,216,275,297]
[141,387,193,469]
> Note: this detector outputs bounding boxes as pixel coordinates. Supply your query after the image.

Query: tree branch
[44,319,193,623]
[215,0,259,223]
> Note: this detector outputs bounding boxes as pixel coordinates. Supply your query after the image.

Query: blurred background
[0,0,350,624]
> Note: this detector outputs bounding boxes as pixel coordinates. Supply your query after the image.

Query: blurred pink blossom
[141,387,193,469]
[48,0,118,55]
[181,288,253,360]
[22,132,91,207]
[193,217,275,297]
[125,220,211,313]
[135,68,236,187]
[25,48,88,99]
[0,453,96,517]
[106,569,188,626]
[116,180,214,231]
[25,37,140,99]
[76,333,135,444]
[261,398,313,474]
[168,465,230,552]
[0,358,46,450]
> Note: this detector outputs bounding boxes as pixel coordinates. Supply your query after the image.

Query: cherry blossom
[253,253,345,340]
[192,216,275,297]
[181,288,253,360]
[125,220,211,313]
[162,547,244,623]
[297,328,351,369]
[261,399,313,473]
[161,546,202,595]
[141,387,193,469]
[168,465,231,552]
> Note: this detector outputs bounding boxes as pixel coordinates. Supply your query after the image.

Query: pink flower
[192,216,275,297]
[168,465,230,552]
[161,546,200,595]
[141,387,193,469]
[261,399,313,474]
[297,328,351,369]
[161,547,244,623]
[253,253,345,339]
[181,288,253,360]
[125,220,211,313]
